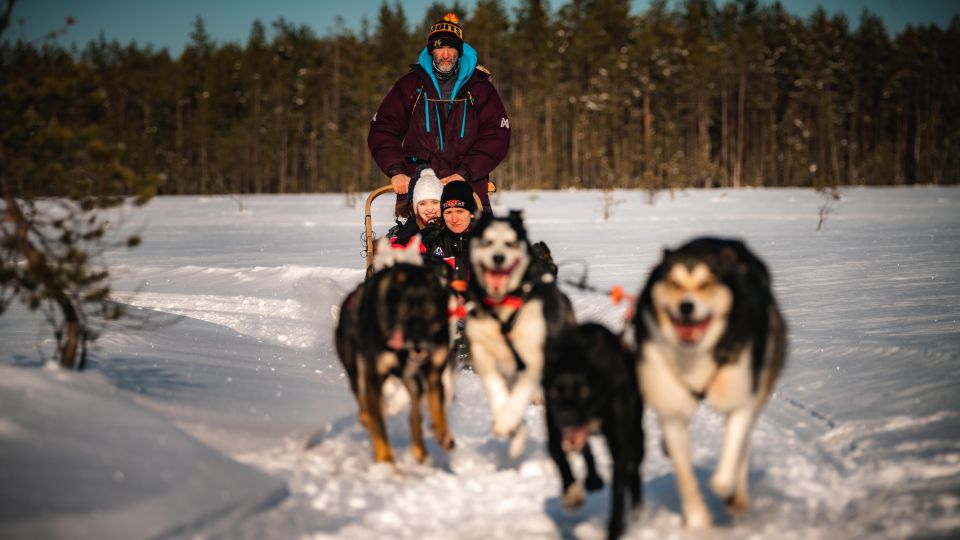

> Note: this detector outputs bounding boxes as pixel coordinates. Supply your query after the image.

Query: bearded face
[431,46,459,74]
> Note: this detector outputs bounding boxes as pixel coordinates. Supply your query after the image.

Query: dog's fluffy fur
[465,211,575,458]
[544,323,644,540]
[336,238,456,463]
[634,237,786,528]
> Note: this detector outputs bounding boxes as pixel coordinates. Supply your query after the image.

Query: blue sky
[6,0,958,56]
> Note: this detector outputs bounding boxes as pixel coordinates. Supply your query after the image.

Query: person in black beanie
[422,181,478,289]
[368,12,510,218]
[439,180,476,233]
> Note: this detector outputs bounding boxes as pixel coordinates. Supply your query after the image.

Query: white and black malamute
[465,211,575,458]
[335,237,456,464]
[634,237,786,529]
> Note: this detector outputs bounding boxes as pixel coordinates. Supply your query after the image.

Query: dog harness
[479,292,528,372]
[684,363,720,401]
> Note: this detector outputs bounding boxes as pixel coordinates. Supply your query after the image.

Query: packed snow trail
[1,188,958,538]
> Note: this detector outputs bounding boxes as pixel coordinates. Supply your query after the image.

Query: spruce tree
[0,0,158,369]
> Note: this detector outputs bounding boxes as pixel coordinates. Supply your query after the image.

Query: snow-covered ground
[2,187,958,539]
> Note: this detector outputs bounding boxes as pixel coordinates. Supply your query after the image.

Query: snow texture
[1,187,958,539]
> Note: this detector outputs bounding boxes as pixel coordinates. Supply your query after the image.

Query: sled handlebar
[365,185,395,263]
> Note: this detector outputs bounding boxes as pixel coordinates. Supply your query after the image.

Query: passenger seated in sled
[388,168,443,249]
[422,181,477,294]
[424,181,477,366]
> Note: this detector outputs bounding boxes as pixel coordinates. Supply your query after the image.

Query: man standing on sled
[368,12,510,219]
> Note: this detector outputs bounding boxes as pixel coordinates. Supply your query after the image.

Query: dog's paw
[562,483,586,510]
[438,431,456,451]
[683,503,712,530]
[373,448,395,464]
[724,491,749,514]
[411,444,428,463]
[709,472,735,501]
[508,423,528,459]
[492,410,522,438]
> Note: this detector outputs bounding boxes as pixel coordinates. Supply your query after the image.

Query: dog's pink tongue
[561,426,590,452]
[486,271,509,295]
[674,318,710,344]
[387,329,404,350]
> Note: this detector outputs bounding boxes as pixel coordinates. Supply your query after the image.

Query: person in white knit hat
[389,168,444,249]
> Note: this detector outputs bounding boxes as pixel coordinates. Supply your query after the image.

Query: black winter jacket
[422,225,471,285]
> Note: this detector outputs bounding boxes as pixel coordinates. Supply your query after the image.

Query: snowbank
[0,365,287,539]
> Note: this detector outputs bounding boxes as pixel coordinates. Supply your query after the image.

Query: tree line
[3,0,959,198]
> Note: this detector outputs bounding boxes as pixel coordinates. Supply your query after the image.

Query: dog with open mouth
[464,210,575,458]
[543,322,645,540]
[335,236,456,464]
[634,237,786,528]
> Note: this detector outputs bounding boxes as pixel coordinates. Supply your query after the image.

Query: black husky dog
[544,322,644,540]
[335,238,455,464]
[634,237,786,529]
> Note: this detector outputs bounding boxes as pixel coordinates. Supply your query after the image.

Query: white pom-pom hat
[412,168,443,207]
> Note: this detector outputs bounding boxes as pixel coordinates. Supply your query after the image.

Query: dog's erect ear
[718,241,758,279]
[373,235,423,272]
[508,209,524,228]
[399,234,425,267]
[507,209,530,243]
[475,210,494,231]
[372,237,393,273]
[406,234,424,256]
[720,245,740,267]
[531,241,553,260]
[529,241,558,281]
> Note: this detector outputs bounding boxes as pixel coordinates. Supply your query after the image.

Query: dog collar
[483,295,524,310]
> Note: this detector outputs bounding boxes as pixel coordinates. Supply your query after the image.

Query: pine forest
[3,0,959,198]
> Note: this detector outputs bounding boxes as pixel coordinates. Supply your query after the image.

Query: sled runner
[364,181,493,273]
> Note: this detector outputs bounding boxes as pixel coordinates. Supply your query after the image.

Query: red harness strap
[480,293,528,372]
[448,303,467,320]
[483,295,524,311]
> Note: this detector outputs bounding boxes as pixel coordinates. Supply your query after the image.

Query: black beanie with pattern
[427,13,463,54]
[440,181,477,214]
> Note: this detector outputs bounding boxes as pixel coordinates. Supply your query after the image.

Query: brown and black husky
[335,237,456,463]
